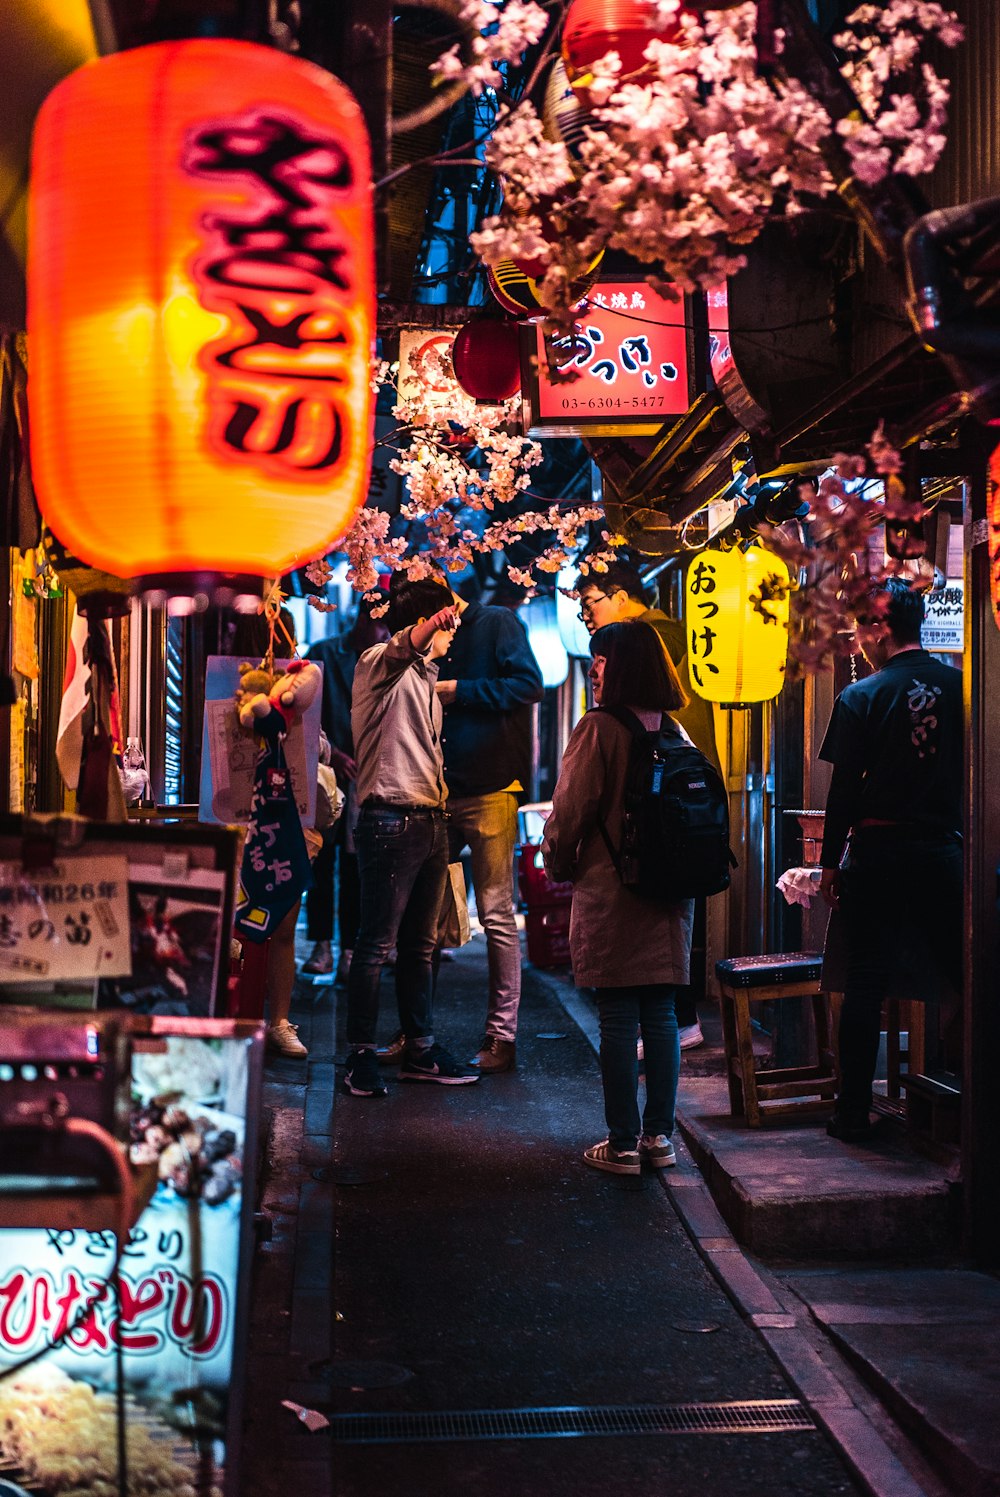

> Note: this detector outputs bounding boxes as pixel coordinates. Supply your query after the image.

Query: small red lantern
[562,0,688,96]
[452,317,521,403]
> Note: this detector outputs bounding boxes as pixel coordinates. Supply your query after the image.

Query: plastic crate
[525,905,572,968]
[517,842,573,909]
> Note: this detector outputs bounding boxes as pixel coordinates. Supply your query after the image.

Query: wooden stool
[716,953,840,1127]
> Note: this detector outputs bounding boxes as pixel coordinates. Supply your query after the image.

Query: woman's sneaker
[638,1133,677,1169]
[398,1043,479,1085]
[342,1048,389,1098]
[679,1021,704,1050]
[583,1139,641,1176]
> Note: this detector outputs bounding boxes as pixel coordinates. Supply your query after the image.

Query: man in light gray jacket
[341,579,479,1100]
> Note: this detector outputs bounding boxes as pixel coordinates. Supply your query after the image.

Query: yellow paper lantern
[28,39,375,601]
[684,545,790,703]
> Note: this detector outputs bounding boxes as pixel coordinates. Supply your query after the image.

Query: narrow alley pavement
[243,924,1000,1497]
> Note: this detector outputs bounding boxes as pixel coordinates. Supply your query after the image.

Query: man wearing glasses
[575,558,722,1051]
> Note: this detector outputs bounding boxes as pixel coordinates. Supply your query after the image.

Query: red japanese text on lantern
[0,1265,227,1360]
[185,110,356,479]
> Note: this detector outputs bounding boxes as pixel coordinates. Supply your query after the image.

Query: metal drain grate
[331,1400,815,1444]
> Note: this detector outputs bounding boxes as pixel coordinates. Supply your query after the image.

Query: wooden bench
[715,953,840,1127]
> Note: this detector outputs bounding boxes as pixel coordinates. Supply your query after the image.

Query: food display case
[0,1010,264,1497]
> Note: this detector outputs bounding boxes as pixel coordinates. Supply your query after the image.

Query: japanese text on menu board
[0,855,132,983]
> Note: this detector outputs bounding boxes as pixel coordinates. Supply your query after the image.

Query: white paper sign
[198,656,320,827]
[921,580,964,653]
[0,854,132,982]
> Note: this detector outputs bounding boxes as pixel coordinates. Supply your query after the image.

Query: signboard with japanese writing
[521,281,691,437]
[397,327,461,416]
[199,655,321,827]
[0,855,131,985]
[0,1019,263,1497]
[921,580,964,653]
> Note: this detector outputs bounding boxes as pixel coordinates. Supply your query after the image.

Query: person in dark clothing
[575,558,718,1049]
[437,586,544,1072]
[302,603,389,978]
[819,578,963,1143]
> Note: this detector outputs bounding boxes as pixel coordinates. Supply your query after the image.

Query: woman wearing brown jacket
[543,621,694,1176]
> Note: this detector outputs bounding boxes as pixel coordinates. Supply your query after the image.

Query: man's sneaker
[639,1133,677,1169]
[679,1021,705,1050]
[267,1020,308,1058]
[342,1049,389,1098]
[301,940,333,976]
[376,1031,407,1065]
[472,1036,516,1074]
[398,1044,479,1085]
[583,1139,640,1176]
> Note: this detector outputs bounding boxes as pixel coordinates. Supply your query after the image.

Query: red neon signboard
[521,281,690,437]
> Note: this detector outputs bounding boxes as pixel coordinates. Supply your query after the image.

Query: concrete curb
[530,964,944,1497]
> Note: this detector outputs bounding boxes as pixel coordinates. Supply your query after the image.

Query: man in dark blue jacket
[433,585,543,1071]
[820,578,962,1142]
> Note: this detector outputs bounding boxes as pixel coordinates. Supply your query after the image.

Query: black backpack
[597,707,736,902]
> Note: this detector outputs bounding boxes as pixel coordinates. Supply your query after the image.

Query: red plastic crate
[525,905,572,969]
[517,843,573,910]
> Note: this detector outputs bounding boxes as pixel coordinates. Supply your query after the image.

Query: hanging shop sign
[397,327,461,417]
[684,546,790,704]
[704,280,771,437]
[921,579,964,653]
[520,281,690,437]
[28,39,375,599]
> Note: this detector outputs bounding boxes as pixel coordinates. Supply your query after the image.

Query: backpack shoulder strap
[597,704,649,738]
[594,706,646,877]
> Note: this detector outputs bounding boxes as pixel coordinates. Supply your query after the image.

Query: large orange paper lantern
[28,40,375,600]
[684,546,790,703]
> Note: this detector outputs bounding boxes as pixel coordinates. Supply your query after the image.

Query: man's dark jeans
[345,807,448,1048]
[837,828,962,1117]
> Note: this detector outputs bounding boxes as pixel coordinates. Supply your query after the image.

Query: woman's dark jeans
[595,984,679,1151]
[838,829,962,1117]
[345,807,448,1048]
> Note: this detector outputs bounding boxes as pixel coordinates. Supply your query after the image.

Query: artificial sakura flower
[466,0,961,332]
[431,0,548,96]
[757,427,924,675]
